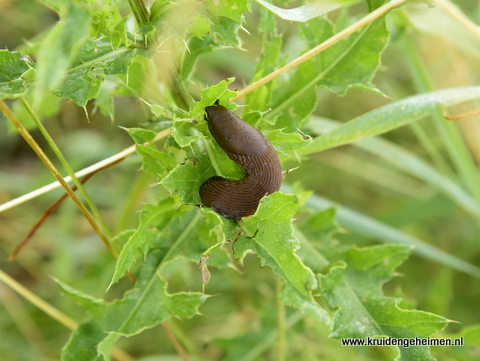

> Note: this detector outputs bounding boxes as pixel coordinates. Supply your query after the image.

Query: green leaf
[181,0,249,76]
[54,38,143,106]
[267,16,389,129]
[160,149,211,205]
[94,77,117,120]
[298,189,480,278]
[111,17,129,49]
[268,129,312,154]
[62,322,106,361]
[233,192,330,324]
[0,51,35,99]
[123,127,157,144]
[182,35,219,79]
[303,87,480,154]
[34,1,91,108]
[171,119,203,148]
[299,209,447,360]
[245,32,283,112]
[122,126,177,176]
[255,0,361,22]
[109,199,178,286]
[204,0,249,23]
[89,4,122,39]
[161,137,246,205]
[191,77,237,116]
[151,206,232,269]
[59,251,206,361]
[210,17,242,48]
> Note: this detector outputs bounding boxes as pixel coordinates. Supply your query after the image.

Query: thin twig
[161,322,190,361]
[444,108,480,121]
[0,129,171,214]
[0,100,119,260]
[8,158,126,261]
[20,97,113,238]
[435,0,480,38]
[231,0,407,101]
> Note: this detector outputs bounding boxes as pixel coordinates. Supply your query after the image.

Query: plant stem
[165,320,206,361]
[409,121,456,180]
[0,129,170,213]
[0,100,119,260]
[128,0,149,28]
[161,323,190,361]
[232,0,407,101]
[19,97,113,238]
[276,277,286,361]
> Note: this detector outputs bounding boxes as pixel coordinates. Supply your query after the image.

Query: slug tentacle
[199,104,282,220]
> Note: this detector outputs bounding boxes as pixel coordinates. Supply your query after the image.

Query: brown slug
[199,103,282,220]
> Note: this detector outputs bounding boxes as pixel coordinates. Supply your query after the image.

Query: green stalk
[239,311,305,361]
[276,277,286,361]
[128,0,149,27]
[165,319,206,361]
[0,100,119,260]
[400,33,480,204]
[19,97,113,238]
[409,121,456,180]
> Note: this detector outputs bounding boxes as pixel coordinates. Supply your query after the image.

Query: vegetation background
[0,0,480,360]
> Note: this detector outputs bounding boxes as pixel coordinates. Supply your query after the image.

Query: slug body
[199,104,282,220]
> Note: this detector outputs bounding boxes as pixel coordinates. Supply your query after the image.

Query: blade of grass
[20,96,113,237]
[399,33,480,205]
[307,117,480,222]
[301,87,480,154]
[409,121,456,180]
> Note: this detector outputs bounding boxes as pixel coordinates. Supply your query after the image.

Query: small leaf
[182,35,219,79]
[111,17,129,49]
[191,77,237,116]
[54,38,143,106]
[109,199,178,286]
[233,192,330,324]
[123,127,157,143]
[268,129,312,154]
[0,50,35,99]
[204,0,249,23]
[34,1,91,108]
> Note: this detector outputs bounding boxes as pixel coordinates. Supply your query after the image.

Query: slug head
[205,104,267,156]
